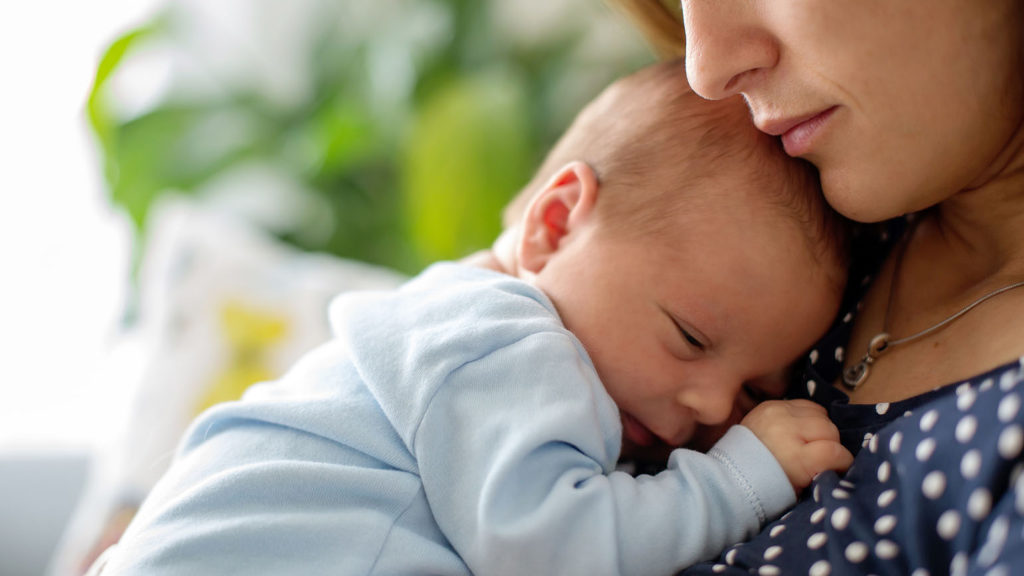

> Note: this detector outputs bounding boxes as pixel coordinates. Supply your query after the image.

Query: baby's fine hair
[503,59,850,275]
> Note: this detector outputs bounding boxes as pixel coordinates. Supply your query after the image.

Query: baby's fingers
[796,414,842,444]
[802,439,855,478]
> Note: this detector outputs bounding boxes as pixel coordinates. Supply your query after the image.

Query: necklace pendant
[842,357,872,390]
[842,333,891,391]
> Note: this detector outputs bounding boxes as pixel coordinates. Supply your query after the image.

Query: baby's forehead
[650,99,783,169]
[653,129,811,208]
[657,150,836,270]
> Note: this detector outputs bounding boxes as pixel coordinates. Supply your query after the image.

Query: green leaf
[87,22,162,206]
[112,105,263,228]
[307,95,381,178]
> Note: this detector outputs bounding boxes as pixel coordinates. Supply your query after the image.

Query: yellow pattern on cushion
[194,300,289,415]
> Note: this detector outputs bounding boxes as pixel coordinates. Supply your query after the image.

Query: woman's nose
[681,0,778,100]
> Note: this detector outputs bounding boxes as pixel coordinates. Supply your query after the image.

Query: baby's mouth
[621,413,658,447]
[620,413,677,465]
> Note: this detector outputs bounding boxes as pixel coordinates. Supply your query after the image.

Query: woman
[611,1,1024,574]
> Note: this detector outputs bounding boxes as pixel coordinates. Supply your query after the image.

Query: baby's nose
[677,386,737,427]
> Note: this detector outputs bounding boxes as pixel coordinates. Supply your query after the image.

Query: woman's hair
[503,59,851,277]
[606,0,684,59]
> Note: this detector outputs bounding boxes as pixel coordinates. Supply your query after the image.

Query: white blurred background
[0,1,159,451]
[1,3,158,574]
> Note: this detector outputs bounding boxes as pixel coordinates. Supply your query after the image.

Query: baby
[95,61,853,576]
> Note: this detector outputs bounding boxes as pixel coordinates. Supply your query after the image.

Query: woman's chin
[821,169,925,224]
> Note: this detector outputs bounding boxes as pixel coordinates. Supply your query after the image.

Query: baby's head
[500,60,849,458]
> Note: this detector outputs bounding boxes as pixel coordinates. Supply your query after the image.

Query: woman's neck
[932,138,1024,285]
[843,133,1024,403]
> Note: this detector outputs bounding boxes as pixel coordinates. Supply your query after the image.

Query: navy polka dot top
[682,219,1024,576]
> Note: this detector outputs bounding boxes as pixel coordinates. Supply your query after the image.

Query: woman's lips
[759,106,838,157]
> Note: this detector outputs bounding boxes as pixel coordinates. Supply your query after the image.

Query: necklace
[842,224,1024,391]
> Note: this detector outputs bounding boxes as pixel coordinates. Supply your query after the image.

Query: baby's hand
[740,399,854,493]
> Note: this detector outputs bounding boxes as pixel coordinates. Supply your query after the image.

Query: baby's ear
[517,161,598,274]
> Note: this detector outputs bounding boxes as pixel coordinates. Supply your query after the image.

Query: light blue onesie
[100,263,794,576]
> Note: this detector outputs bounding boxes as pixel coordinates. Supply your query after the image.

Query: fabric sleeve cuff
[707,425,796,524]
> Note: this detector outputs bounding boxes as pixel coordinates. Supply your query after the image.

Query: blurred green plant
[88,0,652,275]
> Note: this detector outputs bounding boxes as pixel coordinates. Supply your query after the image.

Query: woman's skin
[680,0,1024,404]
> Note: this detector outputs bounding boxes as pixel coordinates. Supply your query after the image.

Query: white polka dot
[831,507,851,530]
[968,487,993,521]
[878,489,898,508]
[956,384,977,411]
[920,409,939,432]
[980,378,995,391]
[810,507,827,524]
[998,425,1024,459]
[978,516,1009,567]
[1000,371,1019,391]
[843,312,853,323]
[938,509,961,540]
[845,541,868,563]
[725,548,737,565]
[807,532,827,549]
[1016,476,1024,515]
[876,402,890,415]
[834,347,844,362]
[987,565,1009,576]
[763,545,782,561]
[861,433,872,449]
[878,461,891,483]
[839,479,855,490]
[923,470,947,499]
[875,539,899,559]
[758,565,780,576]
[832,488,850,499]
[956,415,978,444]
[712,564,727,573]
[916,437,937,462]
[810,560,832,576]
[769,524,786,538]
[1000,394,1020,423]
[889,431,903,453]
[910,569,931,576]
[951,552,968,576]
[807,379,817,397]
[868,434,880,453]
[962,449,982,479]
[874,514,897,535]
[809,350,819,364]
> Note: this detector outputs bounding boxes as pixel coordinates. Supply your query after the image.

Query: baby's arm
[415,332,809,576]
[740,399,854,493]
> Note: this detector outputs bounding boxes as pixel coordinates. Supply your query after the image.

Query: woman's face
[681,0,1024,222]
